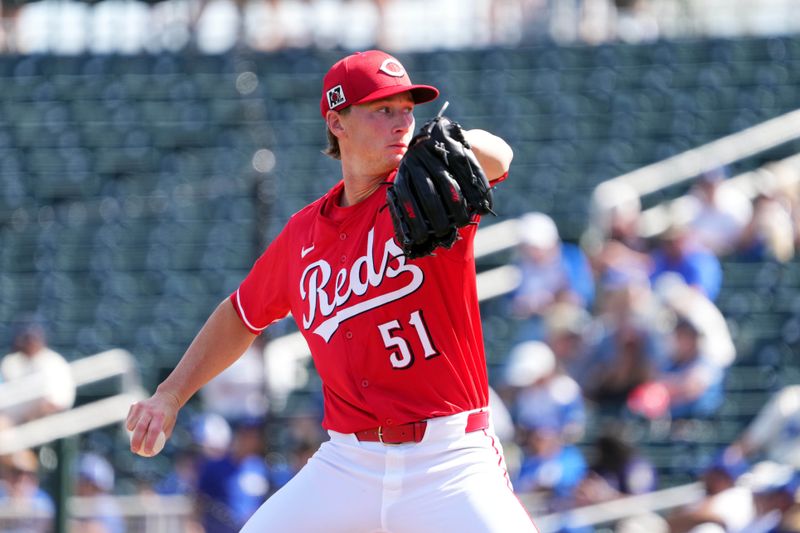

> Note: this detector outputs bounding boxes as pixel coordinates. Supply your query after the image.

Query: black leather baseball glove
[386,116,495,259]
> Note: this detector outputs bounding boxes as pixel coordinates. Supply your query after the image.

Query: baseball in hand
[134,430,166,457]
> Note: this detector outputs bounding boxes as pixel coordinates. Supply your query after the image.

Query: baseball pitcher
[127,49,538,532]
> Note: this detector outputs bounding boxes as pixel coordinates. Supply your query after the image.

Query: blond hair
[322,107,350,160]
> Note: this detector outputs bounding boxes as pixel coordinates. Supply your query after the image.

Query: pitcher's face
[339,92,416,176]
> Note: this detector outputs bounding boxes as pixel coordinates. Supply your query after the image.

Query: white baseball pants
[240,409,538,532]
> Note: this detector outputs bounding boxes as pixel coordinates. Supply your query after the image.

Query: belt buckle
[377,426,402,446]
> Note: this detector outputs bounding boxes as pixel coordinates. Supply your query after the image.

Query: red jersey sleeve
[230,227,292,334]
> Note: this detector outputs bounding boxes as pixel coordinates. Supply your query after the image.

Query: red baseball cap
[320,50,439,117]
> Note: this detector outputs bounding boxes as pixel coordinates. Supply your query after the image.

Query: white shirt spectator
[654,274,735,367]
[1,347,76,421]
[504,341,586,443]
[703,485,756,532]
[685,176,753,256]
[739,385,800,468]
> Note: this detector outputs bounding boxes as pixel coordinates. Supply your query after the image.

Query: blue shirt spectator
[155,449,202,496]
[197,455,270,532]
[511,212,595,341]
[515,434,588,508]
[585,319,665,408]
[516,442,587,497]
[657,318,725,419]
[0,449,53,533]
[542,303,596,390]
[514,402,587,511]
[196,419,269,533]
[504,341,587,444]
[649,224,722,301]
[74,453,124,533]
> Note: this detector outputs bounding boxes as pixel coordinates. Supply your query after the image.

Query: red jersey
[231,177,490,433]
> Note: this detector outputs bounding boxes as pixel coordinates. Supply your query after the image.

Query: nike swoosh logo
[301,244,315,258]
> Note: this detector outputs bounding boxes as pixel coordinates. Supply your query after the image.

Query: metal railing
[0,349,146,533]
[0,494,195,533]
[0,349,145,454]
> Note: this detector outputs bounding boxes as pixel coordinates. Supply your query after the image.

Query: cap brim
[354,84,439,107]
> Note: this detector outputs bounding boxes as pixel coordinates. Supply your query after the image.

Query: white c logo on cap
[379,58,405,78]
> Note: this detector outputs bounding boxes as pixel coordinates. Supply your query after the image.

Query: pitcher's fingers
[126,401,143,432]
[129,415,152,453]
[141,413,167,452]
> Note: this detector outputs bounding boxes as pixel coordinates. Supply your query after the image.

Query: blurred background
[2,0,800,531]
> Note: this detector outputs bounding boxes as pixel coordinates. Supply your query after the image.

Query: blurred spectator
[594,262,658,324]
[191,412,234,460]
[613,0,659,43]
[727,385,800,469]
[201,335,269,421]
[252,0,390,51]
[666,454,754,533]
[72,453,124,533]
[543,302,595,389]
[737,192,795,263]
[653,273,736,369]
[196,418,270,533]
[513,415,588,510]
[586,180,642,242]
[646,317,725,420]
[615,513,670,533]
[504,340,586,444]
[761,160,800,254]
[574,430,657,506]
[0,320,75,423]
[488,0,550,44]
[584,319,663,409]
[156,414,232,532]
[584,180,651,288]
[0,449,53,533]
[264,438,318,497]
[0,0,23,52]
[504,341,588,509]
[276,397,326,454]
[775,503,800,533]
[156,448,203,497]
[584,272,666,410]
[737,461,800,533]
[509,212,594,341]
[649,220,722,301]
[685,167,753,257]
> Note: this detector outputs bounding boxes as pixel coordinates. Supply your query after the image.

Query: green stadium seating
[2,38,800,489]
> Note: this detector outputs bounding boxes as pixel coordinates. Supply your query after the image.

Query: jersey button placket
[345,331,353,340]
[339,232,347,241]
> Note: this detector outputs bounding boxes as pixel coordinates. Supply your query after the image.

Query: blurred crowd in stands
[0,0,749,55]
[491,161,800,532]
[1,163,800,527]
[0,0,668,54]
